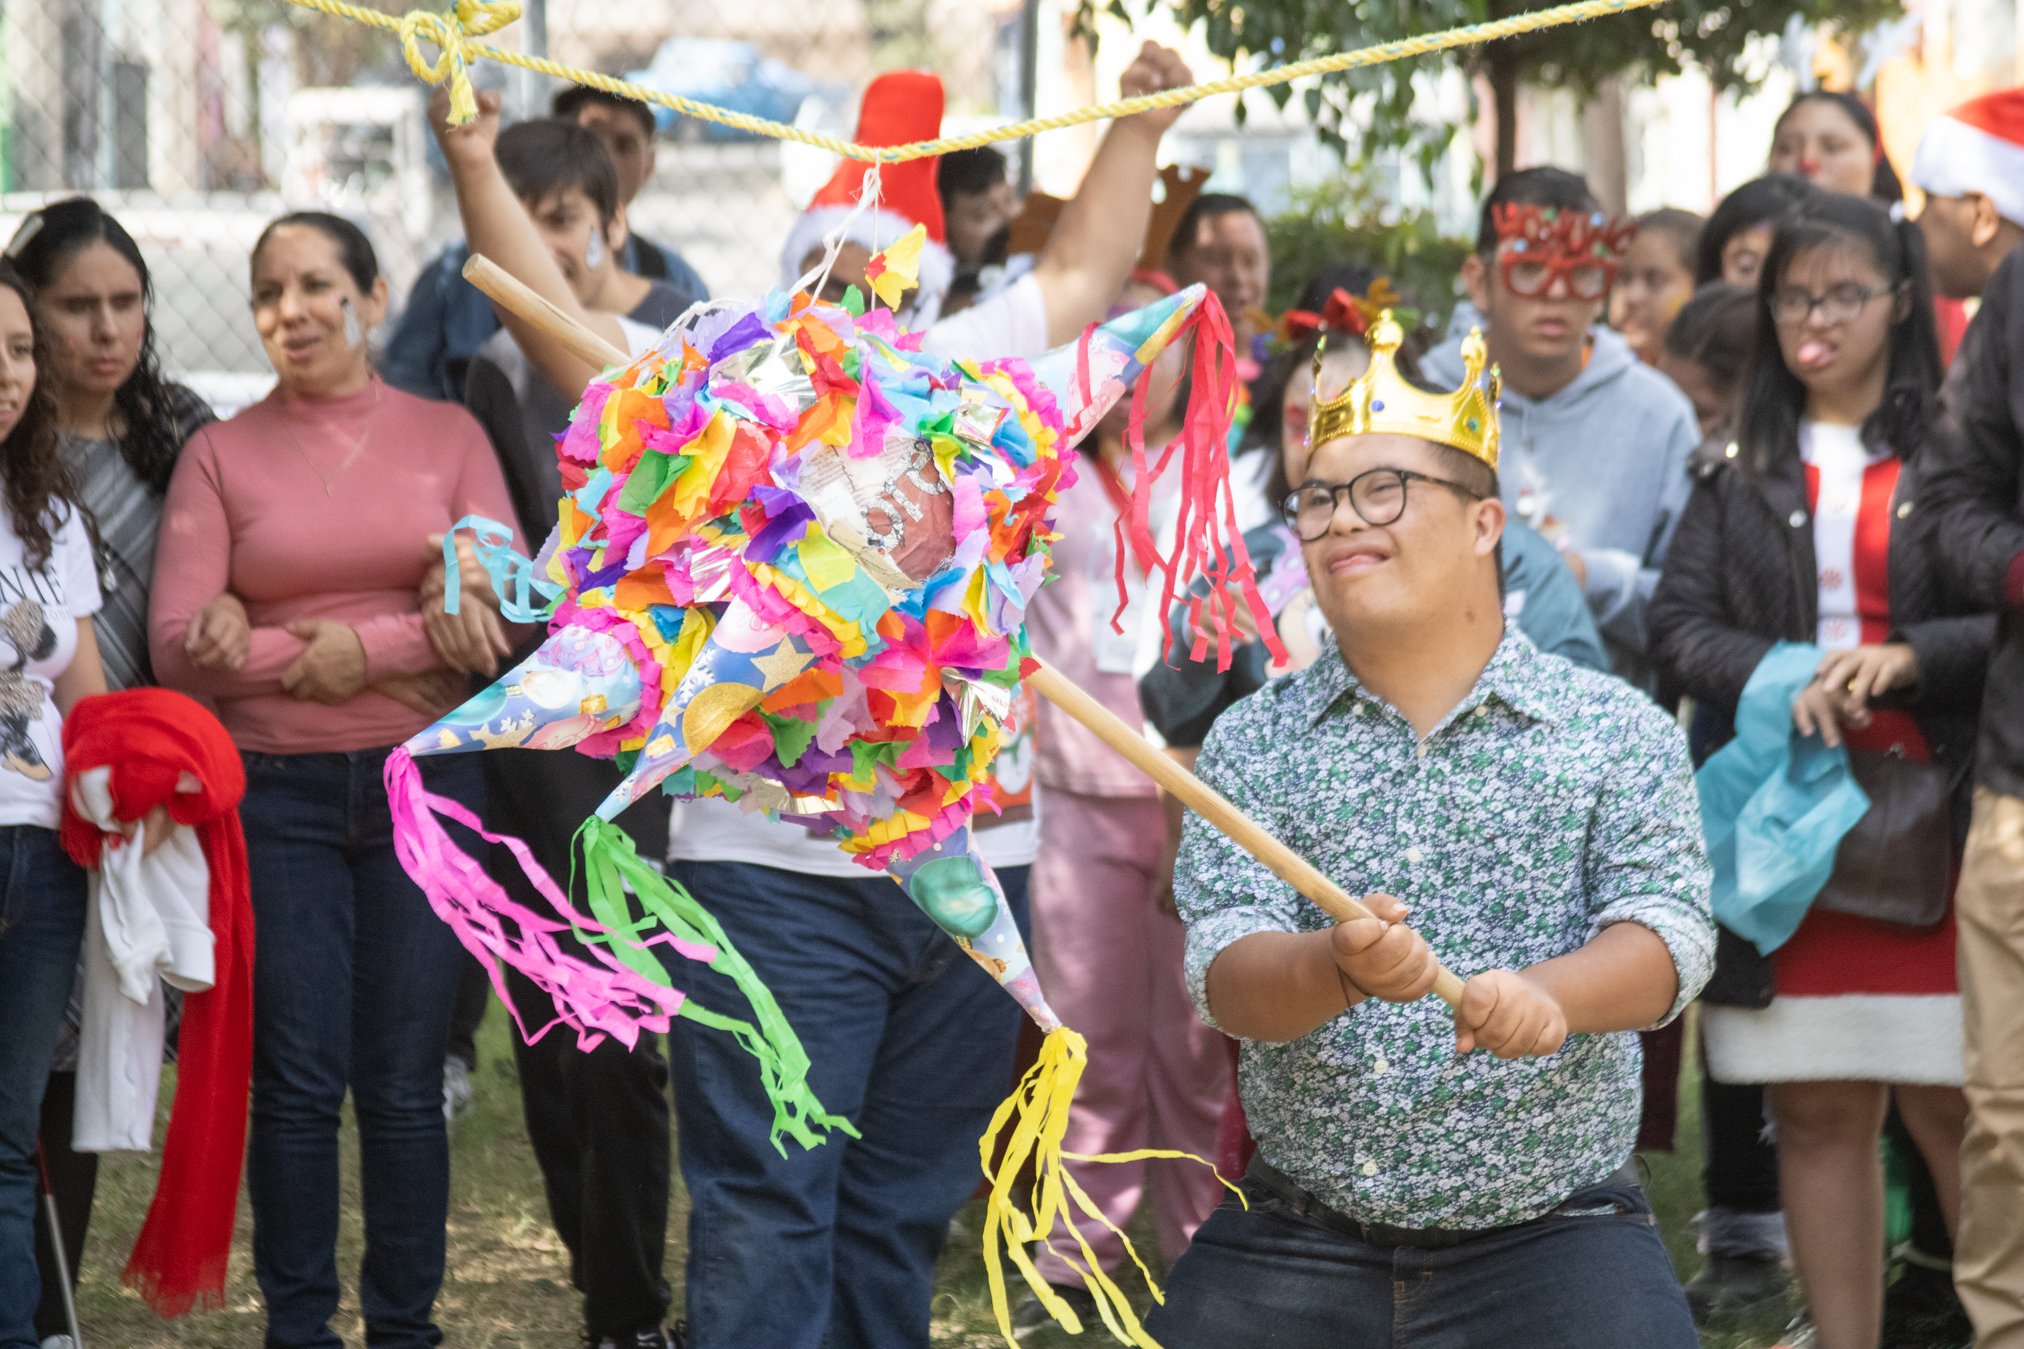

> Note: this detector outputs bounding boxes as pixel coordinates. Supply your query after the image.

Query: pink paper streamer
[384,748,714,1051]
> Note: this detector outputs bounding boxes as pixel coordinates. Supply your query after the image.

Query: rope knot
[398,0,520,125]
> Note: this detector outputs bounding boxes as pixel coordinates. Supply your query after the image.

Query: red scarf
[59,688,252,1317]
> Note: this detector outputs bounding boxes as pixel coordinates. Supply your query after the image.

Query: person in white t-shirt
[431,42,1196,1346]
[0,259,126,1349]
[449,116,698,1349]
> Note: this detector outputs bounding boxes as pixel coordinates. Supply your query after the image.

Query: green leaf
[1157,0,1902,187]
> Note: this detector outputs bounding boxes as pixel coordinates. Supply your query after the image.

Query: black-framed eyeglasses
[1279,469,1485,541]
[1768,281,1891,327]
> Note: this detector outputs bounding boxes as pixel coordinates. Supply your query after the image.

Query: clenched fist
[1329,893,1440,1006]
[1453,969,1568,1059]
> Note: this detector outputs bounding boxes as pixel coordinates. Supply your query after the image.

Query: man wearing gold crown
[1144,314,1713,1346]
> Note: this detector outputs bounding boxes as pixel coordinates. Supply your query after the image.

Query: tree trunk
[1488,47,1520,182]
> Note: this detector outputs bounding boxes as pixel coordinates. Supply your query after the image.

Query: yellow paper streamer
[978,1028,1245,1347]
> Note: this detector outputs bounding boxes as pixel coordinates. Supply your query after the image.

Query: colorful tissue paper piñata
[383,245,1279,1345]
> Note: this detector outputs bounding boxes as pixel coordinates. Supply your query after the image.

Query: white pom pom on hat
[1911,88,2024,228]
[779,70,956,322]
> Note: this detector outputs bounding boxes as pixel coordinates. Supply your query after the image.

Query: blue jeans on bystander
[664,858,1031,1349]
[1145,1159,1700,1349]
[0,827,87,1349]
[239,748,482,1349]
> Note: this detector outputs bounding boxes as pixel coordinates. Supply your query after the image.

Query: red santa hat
[780,70,954,324]
[1911,89,2024,228]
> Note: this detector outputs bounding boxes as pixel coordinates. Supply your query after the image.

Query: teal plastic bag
[1695,642,1872,955]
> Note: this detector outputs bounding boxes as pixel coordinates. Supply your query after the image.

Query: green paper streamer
[763,710,819,768]
[618,449,690,516]
[574,817,857,1153]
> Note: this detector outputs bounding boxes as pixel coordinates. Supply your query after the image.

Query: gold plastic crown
[1307,311,1502,469]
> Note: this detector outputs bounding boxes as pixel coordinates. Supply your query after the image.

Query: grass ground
[63,1004,1791,1348]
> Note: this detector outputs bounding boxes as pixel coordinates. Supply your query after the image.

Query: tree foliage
[1100,0,1901,176]
[1263,167,1474,334]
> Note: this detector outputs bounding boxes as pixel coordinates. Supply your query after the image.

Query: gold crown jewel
[1307,311,1502,470]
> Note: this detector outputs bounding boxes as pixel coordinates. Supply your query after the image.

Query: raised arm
[429,85,628,403]
[1029,42,1194,347]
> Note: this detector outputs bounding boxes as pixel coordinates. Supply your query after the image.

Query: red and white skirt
[1704,900,1961,1086]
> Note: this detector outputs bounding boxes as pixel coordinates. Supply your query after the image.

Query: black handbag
[1810,745,1952,929]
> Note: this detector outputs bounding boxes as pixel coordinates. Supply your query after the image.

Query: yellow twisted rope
[286,0,1667,162]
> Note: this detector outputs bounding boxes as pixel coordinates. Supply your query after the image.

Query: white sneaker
[443,1055,475,1123]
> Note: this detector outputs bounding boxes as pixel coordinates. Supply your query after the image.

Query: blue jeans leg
[0,828,86,1349]
[241,749,480,1349]
[1146,1175,1699,1349]
[665,860,1029,1349]
[829,863,1029,1349]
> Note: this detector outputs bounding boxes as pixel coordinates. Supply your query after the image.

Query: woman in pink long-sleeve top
[149,211,513,1349]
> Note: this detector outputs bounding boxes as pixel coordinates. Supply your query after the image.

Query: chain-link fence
[4,0,1536,425]
[0,0,1038,416]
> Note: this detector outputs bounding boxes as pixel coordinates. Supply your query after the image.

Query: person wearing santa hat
[1914,86,2024,1348]
[429,39,1197,1349]
[781,71,956,327]
[1913,91,2024,305]
[784,48,1193,361]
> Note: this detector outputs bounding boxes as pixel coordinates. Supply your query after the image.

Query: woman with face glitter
[147,210,518,1349]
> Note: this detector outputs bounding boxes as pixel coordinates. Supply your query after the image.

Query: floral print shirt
[1178,630,1715,1229]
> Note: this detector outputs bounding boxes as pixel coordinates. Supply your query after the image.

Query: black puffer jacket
[1650,436,1994,1004]
[1651,439,1992,773]
[1922,241,2024,798]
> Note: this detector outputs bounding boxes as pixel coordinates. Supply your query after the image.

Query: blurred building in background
[0,0,2016,413]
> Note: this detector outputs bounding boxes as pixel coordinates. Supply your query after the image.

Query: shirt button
[1361,1159,1379,1177]
[1415,743,1429,760]
[1789,509,1807,528]
[1405,847,1423,864]
[1897,501,1913,518]
[1473,705,1489,717]
[1374,1058,1390,1075]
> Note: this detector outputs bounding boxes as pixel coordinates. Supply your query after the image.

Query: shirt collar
[1302,628,1564,730]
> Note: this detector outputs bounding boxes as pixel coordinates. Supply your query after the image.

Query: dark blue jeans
[240,749,482,1349]
[1145,1162,1699,1349]
[665,858,1031,1349]
[0,828,86,1349]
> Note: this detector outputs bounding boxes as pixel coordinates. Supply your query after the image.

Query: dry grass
[63,1000,1785,1348]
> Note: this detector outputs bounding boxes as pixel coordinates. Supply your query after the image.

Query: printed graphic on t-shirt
[0,595,59,780]
[0,510,98,829]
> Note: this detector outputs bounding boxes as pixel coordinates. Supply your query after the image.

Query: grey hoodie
[1424,324,1698,691]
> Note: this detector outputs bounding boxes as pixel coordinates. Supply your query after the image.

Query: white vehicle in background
[285,86,433,294]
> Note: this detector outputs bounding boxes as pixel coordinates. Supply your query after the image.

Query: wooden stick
[459,252,1469,1008]
[463,253,630,370]
[1025,660,1467,1008]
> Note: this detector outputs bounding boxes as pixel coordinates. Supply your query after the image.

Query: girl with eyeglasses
[1651,191,1980,1349]
[5,195,219,1343]
[0,257,118,1349]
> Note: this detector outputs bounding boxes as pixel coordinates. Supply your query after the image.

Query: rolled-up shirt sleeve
[1583,703,1717,1027]
[1176,717,1305,1033]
